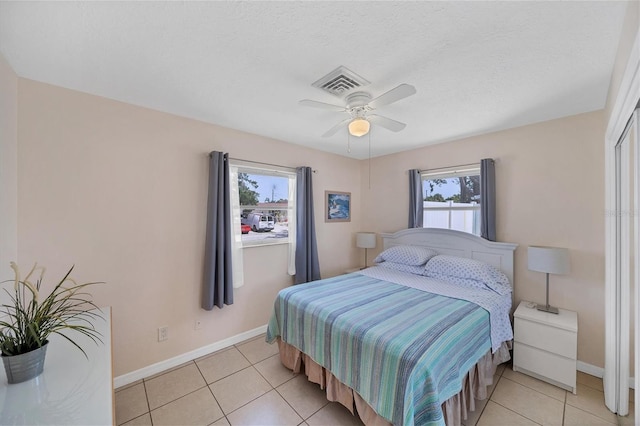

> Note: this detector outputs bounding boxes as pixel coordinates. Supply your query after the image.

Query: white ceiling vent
[312,66,370,98]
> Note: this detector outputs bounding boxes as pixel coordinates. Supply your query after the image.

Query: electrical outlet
[194,320,202,330]
[158,326,169,342]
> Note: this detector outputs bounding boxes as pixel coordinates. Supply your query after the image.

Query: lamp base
[537,273,559,314]
[536,304,559,314]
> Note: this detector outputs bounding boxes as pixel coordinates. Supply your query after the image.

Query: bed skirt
[276,338,512,425]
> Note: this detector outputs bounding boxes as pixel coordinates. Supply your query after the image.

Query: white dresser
[513,301,578,394]
[0,307,113,425]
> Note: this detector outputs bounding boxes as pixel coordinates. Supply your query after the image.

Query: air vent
[311,66,370,98]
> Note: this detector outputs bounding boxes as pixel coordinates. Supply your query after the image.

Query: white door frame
[604,26,640,416]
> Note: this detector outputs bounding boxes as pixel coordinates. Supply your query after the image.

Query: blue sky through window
[249,174,288,202]
[424,178,461,199]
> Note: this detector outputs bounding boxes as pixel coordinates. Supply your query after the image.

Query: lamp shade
[348,118,370,137]
[356,232,376,249]
[528,246,570,275]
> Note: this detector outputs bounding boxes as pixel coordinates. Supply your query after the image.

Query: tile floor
[115,334,633,426]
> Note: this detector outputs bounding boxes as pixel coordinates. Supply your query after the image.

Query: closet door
[608,109,638,417]
[632,110,639,421]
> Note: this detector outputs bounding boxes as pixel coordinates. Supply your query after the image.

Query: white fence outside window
[423,201,480,235]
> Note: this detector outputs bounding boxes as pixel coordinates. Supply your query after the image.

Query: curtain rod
[421,162,480,173]
[228,157,317,173]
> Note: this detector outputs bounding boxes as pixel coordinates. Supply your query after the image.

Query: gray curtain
[295,166,320,284]
[480,158,496,241]
[202,151,233,310]
[408,169,424,228]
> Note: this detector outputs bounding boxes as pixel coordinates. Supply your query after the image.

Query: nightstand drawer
[514,342,576,391]
[515,317,577,359]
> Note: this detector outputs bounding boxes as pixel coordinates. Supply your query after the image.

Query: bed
[266,228,517,425]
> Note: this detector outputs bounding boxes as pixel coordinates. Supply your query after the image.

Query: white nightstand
[513,301,578,394]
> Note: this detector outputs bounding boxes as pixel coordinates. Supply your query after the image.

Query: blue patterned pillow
[375,261,426,276]
[373,245,438,266]
[423,255,512,295]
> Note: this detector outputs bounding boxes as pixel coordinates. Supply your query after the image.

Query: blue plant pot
[2,341,49,384]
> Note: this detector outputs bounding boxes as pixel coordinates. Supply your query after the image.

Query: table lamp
[528,246,570,314]
[356,232,376,269]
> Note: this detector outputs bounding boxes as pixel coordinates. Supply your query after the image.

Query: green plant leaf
[0,264,104,357]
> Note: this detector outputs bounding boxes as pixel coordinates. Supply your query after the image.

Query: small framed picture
[325,191,351,222]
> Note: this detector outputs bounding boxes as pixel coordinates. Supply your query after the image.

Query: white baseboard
[577,360,635,390]
[113,324,268,389]
[577,361,604,378]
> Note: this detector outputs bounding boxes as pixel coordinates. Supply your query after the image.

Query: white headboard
[380,228,518,288]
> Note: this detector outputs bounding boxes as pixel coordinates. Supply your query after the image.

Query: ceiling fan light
[348,118,370,137]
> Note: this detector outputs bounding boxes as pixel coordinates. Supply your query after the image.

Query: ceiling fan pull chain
[347,132,351,153]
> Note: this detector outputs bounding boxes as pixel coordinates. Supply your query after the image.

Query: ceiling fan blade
[299,99,347,112]
[322,118,352,137]
[367,84,417,109]
[368,114,407,132]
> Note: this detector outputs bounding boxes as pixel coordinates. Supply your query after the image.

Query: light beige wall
[0,53,18,276]
[605,0,639,123]
[362,111,606,367]
[16,79,362,376]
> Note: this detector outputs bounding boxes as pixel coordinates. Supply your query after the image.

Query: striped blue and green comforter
[266,273,493,426]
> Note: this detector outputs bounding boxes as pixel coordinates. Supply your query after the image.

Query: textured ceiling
[0,1,629,159]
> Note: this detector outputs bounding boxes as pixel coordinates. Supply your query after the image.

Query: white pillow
[423,255,512,295]
[373,245,438,266]
[376,261,426,276]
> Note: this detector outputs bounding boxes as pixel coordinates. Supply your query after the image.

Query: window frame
[231,161,296,248]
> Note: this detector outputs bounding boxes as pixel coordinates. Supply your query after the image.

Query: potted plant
[0,262,103,384]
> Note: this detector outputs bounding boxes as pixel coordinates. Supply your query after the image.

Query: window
[231,162,296,247]
[422,166,481,235]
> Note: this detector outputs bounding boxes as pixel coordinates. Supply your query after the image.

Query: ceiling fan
[299,84,417,138]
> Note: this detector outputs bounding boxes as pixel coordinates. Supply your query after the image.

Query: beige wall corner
[0,52,18,275]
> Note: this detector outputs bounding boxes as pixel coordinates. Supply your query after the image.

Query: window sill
[241,240,290,249]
